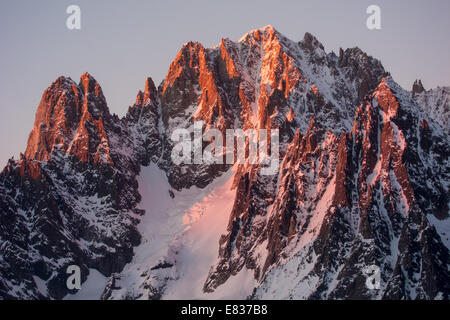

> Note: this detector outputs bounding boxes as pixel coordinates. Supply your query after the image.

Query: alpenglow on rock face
[0,26,449,300]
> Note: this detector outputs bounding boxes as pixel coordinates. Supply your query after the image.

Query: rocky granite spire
[412,79,426,95]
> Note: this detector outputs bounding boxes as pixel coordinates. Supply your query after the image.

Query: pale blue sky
[1,0,449,167]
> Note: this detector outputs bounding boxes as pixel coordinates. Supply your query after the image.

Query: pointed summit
[80,72,96,89]
[80,71,95,81]
[412,79,425,95]
[133,77,157,107]
[135,90,144,105]
[80,72,103,97]
[77,72,110,120]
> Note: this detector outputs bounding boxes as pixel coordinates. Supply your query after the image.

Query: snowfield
[104,163,256,299]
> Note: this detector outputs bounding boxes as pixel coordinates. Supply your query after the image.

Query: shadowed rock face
[1,26,449,300]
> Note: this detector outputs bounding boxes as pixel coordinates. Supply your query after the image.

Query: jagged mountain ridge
[0,26,449,300]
